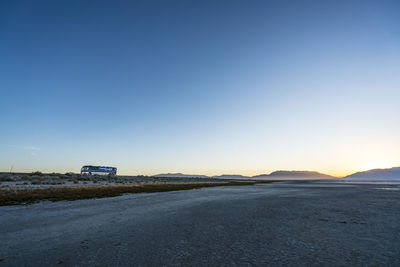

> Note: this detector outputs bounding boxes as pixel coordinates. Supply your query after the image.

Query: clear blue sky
[1,0,400,176]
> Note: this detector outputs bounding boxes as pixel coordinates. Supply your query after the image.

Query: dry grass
[0,172,226,185]
[0,181,275,206]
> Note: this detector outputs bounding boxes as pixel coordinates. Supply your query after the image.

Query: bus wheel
[88,172,92,175]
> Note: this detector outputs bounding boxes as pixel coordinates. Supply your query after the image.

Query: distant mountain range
[253,170,335,180]
[212,174,251,179]
[153,167,400,180]
[154,170,336,180]
[343,167,400,180]
[153,173,210,179]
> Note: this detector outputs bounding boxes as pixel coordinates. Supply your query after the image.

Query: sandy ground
[1,180,400,266]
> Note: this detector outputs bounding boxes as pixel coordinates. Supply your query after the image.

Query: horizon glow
[1,1,400,177]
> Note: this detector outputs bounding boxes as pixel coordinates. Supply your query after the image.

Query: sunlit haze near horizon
[1,0,400,177]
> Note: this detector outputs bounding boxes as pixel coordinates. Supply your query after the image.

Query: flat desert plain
[1,180,400,266]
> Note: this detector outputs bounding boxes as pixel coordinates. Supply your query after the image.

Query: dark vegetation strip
[0,181,275,206]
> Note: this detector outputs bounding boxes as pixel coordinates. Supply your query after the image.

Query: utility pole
[9,165,13,174]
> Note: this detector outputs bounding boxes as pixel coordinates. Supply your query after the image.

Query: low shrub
[31,179,42,185]
[0,175,14,182]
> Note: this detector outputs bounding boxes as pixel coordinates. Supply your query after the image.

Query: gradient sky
[1,0,400,176]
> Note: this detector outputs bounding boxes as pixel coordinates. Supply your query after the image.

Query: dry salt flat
[1,180,400,266]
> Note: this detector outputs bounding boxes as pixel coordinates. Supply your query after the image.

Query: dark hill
[345,167,400,180]
[253,170,335,179]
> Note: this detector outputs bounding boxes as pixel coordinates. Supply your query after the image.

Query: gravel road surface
[1,181,400,266]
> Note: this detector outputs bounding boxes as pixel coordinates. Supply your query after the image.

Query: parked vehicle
[81,165,117,175]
